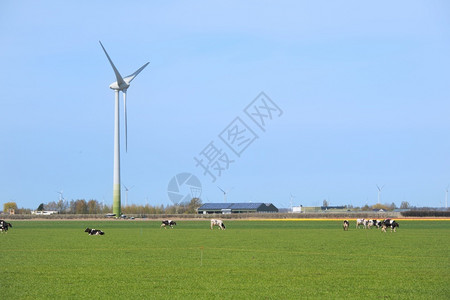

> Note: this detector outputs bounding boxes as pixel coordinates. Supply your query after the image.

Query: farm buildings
[197,203,278,214]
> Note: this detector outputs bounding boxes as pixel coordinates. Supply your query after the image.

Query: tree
[74,199,87,214]
[37,203,44,211]
[361,204,371,211]
[45,201,58,211]
[389,202,397,211]
[400,201,410,209]
[372,203,389,211]
[186,198,202,214]
[4,202,18,212]
[87,199,100,214]
[322,199,328,207]
[56,199,69,213]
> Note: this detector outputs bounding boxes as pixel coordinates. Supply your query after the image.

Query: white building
[292,206,302,213]
[31,210,58,215]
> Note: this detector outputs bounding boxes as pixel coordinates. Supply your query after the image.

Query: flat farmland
[1,220,449,299]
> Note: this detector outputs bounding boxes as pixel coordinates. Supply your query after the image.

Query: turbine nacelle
[109,82,129,91]
[99,41,149,92]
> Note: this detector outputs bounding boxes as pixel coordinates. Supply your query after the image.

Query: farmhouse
[198,203,278,214]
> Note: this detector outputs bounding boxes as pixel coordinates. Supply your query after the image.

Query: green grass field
[1,220,449,299]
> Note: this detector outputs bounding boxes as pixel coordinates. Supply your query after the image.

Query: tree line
[3,198,203,215]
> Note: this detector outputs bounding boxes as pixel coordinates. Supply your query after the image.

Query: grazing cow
[84,228,105,235]
[343,220,349,231]
[366,219,380,229]
[374,219,383,229]
[381,219,399,233]
[356,218,366,229]
[161,220,177,229]
[210,219,226,230]
[0,220,12,233]
[382,218,394,227]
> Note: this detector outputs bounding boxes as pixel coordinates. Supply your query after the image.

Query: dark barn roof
[198,203,278,214]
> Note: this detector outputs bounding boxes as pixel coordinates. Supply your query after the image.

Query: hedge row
[400,210,450,217]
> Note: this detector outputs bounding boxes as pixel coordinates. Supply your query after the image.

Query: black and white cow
[210,219,226,230]
[161,220,177,229]
[343,220,349,231]
[0,220,12,233]
[356,218,366,229]
[375,219,383,229]
[366,219,381,229]
[84,228,105,235]
[381,219,399,233]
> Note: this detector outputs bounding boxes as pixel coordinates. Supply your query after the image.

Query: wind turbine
[123,185,134,207]
[376,184,385,204]
[100,41,149,217]
[57,190,64,201]
[218,186,232,203]
[445,185,449,209]
[290,193,295,212]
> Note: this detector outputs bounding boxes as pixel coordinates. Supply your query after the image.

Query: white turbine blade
[123,90,128,152]
[218,186,226,194]
[99,41,126,87]
[124,62,149,84]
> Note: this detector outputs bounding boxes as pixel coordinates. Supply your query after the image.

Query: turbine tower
[376,184,385,205]
[290,193,295,212]
[446,185,449,209]
[57,190,64,201]
[100,41,149,218]
[123,185,134,207]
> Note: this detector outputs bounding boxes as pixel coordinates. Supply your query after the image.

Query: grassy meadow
[1,219,449,299]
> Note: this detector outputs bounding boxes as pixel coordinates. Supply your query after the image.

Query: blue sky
[1,1,449,210]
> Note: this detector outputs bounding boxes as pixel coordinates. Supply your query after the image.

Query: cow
[161,220,177,229]
[343,220,349,231]
[356,218,366,229]
[0,220,12,233]
[382,219,394,227]
[366,219,381,229]
[381,219,399,233]
[84,228,105,235]
[374,219,383,229]
[210,219,226,230]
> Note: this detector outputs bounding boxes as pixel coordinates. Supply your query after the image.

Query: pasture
[1,220,449,299]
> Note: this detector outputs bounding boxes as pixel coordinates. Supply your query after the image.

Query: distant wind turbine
[376,184,385,204]
[100,41,149,217]
[290,193,295,212]
[123,185,134,207]
[57,190,64,201]
[446,185,449,209]
[218,186,233,203]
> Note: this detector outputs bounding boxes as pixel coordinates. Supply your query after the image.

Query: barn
[197,203,279,214]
